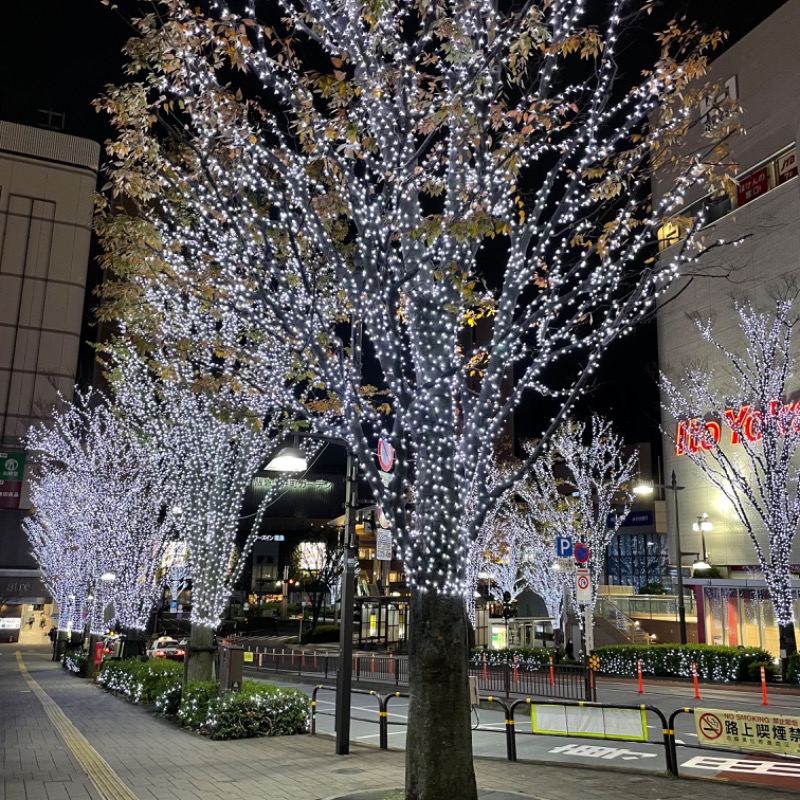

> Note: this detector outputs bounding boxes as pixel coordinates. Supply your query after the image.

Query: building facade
[0,121,99,640]
[655,0,800,655]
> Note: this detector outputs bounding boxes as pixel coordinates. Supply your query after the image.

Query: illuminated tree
[661,297,800,661]
[96,1,737,794]
[110,340,320,681]
[294,532,344,630]
[540,417,637,607]
[25,391,172,640]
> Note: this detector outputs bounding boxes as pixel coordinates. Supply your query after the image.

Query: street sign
[377,437,395,472]
[376,530,393,561]
[556,536,574,558]
[575,569,591,604]
[574,543,591,564]
[377,507,390,529]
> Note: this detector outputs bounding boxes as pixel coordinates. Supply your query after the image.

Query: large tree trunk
[779,622,797,679]
[405,591,477,800]
[184,624,216,684]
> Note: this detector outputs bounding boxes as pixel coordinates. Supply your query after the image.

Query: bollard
[761,665,769,706]
[302,651,306,669]
[637,659,644,694]
[548,656,555,687]
[482,653,488,682]
[513,655,519,686]
[691,662,701,700]
[371,655,375,673]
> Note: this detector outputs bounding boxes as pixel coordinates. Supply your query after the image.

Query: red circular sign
[574,543,591,563]
[576,574,590,591]
[698,712,723,740]
[377,438,394,471]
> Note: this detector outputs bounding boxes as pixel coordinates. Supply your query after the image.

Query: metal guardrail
[246,647,592,700]
[309,687,800,788]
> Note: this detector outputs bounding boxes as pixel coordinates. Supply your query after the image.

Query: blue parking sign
[556,536,573,558]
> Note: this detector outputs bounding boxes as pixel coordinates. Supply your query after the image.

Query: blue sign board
[556,536,574,558]
[574,543,591,563]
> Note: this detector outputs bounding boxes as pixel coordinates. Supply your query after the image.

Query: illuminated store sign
[675,399,800,456]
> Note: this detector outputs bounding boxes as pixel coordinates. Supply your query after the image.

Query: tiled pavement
[1,644,795,800]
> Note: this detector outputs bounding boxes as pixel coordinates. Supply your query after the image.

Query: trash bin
[218,643,244,696]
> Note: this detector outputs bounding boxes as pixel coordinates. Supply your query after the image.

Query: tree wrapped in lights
[541,417,637,607]
[97,1,737,794]
[25,390,172,641]
[109,340,319,681]
[661,298,800,662]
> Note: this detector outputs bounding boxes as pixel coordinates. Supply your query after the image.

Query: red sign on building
[0,481,22,509]
[778,150,798,184]
[737,166,770,207]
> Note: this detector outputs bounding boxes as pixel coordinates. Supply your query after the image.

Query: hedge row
[97,658,309,740]
[470,647,570,670]
[593,644,775,682]
[786,653,800,685]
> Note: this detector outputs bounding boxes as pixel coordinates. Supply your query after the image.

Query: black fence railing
[243,647,591,700]
[310,686,800,789]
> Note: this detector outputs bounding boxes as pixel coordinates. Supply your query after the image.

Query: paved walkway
[2,644,797,800]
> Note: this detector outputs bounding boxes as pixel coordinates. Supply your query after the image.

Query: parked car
[147,636,185,661]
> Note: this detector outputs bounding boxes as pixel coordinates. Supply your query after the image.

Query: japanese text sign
[695,707,800,757]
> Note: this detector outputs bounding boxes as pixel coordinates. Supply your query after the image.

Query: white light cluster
[96,0,736,602]
[661,299,800,630]
[25,390,172,634]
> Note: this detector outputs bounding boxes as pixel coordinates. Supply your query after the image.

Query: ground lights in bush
[96,659,309,740]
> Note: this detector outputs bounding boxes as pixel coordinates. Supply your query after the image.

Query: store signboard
[696,707,800,757]
[737,167,769,207]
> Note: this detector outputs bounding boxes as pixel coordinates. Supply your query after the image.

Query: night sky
[0,0,791,451]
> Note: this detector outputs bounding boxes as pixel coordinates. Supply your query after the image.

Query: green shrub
[638,582,666,595]
[177,681,218,728]
[155,683,183,716]
[96,658,308,740]
[63,650,88,675]
[304,624,340,643]
[203,684,309,739]
[746,659,777,683]
[593,644,774,682]
[98,658,182,704]
[786,652,800,685]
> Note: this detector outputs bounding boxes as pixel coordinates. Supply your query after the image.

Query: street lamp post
[635,470,688,644]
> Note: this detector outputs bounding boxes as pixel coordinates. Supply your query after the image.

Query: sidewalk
[1,644,796,800]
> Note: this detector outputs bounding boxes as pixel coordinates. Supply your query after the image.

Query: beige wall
[0,121,99,455]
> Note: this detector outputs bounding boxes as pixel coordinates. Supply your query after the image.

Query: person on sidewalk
[270,610,280,636]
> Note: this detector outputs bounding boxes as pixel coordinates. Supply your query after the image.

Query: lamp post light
[634,470,689,644]
[692,514,713,571]
[264,433,360,756]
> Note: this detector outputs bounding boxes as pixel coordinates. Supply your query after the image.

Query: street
[247,666,800,791]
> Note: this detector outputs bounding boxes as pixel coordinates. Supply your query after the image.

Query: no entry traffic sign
[377,437,395,471]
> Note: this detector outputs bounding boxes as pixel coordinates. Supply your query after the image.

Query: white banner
[532,704,647,741]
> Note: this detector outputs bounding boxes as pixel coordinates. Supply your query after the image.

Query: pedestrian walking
[565,638,574,660]
[39,616,46,629]
[27,615,35,629]
[270,610,280,636]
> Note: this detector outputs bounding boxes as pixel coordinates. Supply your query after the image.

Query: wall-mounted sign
[675,398,800,456]
[0,617,22,629]
[778,150,798,185]
[737,166,769,207]
[0,451,24,509]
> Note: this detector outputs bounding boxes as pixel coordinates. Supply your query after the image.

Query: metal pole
[672,470,688,645]
[335,320,362,756]
[335,448,358,754]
